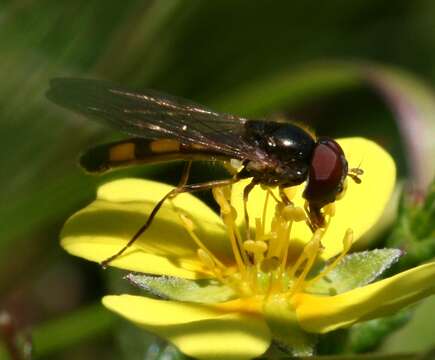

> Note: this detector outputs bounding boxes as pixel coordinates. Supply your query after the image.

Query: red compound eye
[303,137,348,208]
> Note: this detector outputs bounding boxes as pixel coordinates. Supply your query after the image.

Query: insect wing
[47,78,260,160]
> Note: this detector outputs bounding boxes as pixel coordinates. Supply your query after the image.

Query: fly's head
[303,137,362,230]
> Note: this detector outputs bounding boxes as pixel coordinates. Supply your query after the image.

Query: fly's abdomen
[80,138,228,173]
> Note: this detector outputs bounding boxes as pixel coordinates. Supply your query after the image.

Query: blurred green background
[0,1,434,359]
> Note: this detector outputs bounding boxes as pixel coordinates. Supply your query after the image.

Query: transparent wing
[47,78,261,159]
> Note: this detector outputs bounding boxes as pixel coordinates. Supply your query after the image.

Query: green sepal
[307,248,402,295]
[125,273,237,304]
[264,294,317,356]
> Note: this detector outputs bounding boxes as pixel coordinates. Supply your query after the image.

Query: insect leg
[243,179,259,240]
[177,161,192,187]
[279,185,293,206]
[304,202,325,233]
[101,174,238,268]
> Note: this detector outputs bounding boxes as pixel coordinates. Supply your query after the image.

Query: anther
[243,240,268,254]
[197,248,216,270]
[343,228,353,252]
[304,229,323,256]
[212,187,233,215]
[323,203,336,217]
[255,218,264,239]
[179,213,196,231]
[282,205,306,222]
[305,228,354,286]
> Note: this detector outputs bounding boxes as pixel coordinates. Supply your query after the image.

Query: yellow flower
[61,138,435,359]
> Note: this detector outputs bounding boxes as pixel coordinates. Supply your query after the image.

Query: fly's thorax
[243,120,316,186]
[243,161,309,187]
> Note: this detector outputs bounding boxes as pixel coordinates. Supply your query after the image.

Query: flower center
[176,184,353,300]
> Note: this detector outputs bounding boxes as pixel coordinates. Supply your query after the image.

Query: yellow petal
[103,294,271,360]
[61,179,232,278]
[232,138,396,259]
[294,262,435,333]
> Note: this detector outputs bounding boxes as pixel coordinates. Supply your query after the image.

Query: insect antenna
[348,158,364,184]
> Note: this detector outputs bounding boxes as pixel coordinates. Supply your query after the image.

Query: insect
[47,78,363,267]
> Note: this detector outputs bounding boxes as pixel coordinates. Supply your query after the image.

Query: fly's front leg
[279,185,294,206]
[304,201,325,233]
[243,179,259,240]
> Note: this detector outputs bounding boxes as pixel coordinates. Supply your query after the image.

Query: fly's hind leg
[101,161,192,268]
[101,162,238,268]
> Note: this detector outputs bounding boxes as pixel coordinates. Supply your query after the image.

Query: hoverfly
[47,78,362,267]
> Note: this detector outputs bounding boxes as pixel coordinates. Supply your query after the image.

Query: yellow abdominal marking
[150,139,181,153]
[109,142,136,162]
[175,184,353,301]
[190,143,208,151]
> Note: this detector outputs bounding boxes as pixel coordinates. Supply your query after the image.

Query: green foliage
[387,179,435,271]
[346,310,414,353]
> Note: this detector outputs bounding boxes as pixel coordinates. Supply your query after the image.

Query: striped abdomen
[80,138,230,173]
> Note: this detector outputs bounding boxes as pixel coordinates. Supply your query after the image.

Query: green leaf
[32,303,115,359]
[387,179,435,270]
[346,309,413,353]
[307,248,403,295]
[126,273,237,304]
[210,62,361,116]
[258,352,433,360]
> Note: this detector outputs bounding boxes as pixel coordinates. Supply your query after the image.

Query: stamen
[243,240,268,254]
[323,203,336,217]
[212,186,249,275]
[196,248,227,284]
[262,191,270,234]
[288,229,324,294]
[255,218,264,240]
[212,186,233,215]
[280,218,293,270]
[290,230,323,295]
[257,232,276,242]
[197,248,216,269]
[243,240,268,265]
[273,216,289,259]
[266,205,282,259]
[177,212,225,270]
[305,228,354,286]
[282,205,307,222]
[202,181,351,300]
